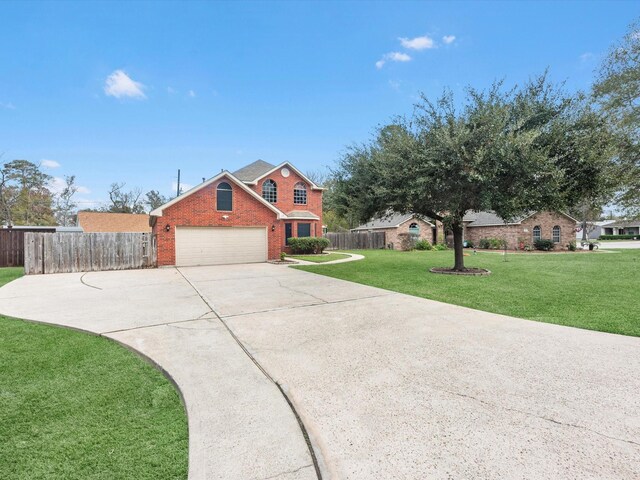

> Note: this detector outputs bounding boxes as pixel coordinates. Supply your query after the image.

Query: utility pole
[176,169,181,197]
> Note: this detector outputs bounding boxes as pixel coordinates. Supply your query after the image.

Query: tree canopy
[0,159,55,226]
[333,76,615,271]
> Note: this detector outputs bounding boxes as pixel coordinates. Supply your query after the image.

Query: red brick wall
[464,211,575,250]
[153,171,323,266]
[248,167,323,220]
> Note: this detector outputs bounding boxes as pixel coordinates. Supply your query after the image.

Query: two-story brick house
[150,160,323,266]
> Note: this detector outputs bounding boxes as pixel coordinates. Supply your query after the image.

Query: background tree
[145,190,168,211]
[103,183,145,213]
[333,77,614,271]
[54,175,79,226]
[0,159,54,225]
[593,19,640,217]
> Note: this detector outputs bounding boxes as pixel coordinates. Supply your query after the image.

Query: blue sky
[1,1,638,209]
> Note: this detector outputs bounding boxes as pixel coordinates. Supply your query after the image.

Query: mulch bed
[430,267,492,276]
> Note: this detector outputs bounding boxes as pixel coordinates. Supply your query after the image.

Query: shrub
[433,243,448,251]
[415,239,432,250]
[479,237,506,249]
[534,238,555,251]
[288,237,330,254]
[599,234,639,240]
[397,232,418,251]
[567,240,576,251]
[464,240,474,248]
[279,251,286,261]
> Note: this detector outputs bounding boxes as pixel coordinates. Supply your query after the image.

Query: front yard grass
[287,252,349,263]
[295,249,640,337]
[0,268,188,479]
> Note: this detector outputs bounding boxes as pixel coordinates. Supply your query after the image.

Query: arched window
[533,225,541,241]
[216,182,233,211]
[293,182,307,205]
[552,225,561,243]
[409,222,420,235]
[262,179,277,203]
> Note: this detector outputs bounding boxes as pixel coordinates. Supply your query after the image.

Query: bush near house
[534,239,555,251]
[479,238,507,249]
[397,232,418,251]
[288,237,330,254]
[600,234,639,240]
[415,239,433,250]
[433,243,448,251]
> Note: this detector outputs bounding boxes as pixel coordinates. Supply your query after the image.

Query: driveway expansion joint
[255,463,314,480]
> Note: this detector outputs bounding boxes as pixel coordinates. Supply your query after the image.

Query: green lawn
[0,268,188,479]
[287,252,350,263]
[295,249,640,337]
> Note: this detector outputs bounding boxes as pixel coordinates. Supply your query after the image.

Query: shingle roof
[605,220,640,228]
[77,212,151,233]
[286,210,320,220]
[464,211,531,227]
[232,160,276,182]
[353,212,422,230]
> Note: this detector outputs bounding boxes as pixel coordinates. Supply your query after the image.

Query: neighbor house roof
[604,220,640,228]
[232,160,276,182]
[352,212,432,231]
[465,210,577,227]
[77,212,151,233]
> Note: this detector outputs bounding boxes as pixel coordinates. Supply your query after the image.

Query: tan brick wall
[465,211,575,250]
[384,217,434,250]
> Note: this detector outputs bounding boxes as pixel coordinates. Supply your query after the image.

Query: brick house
[463,211,577,250]
[351,213,436,250]
[77,211,151,233]
[150,160,323,266]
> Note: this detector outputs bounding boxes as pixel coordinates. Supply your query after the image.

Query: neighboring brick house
[77,211,151,233]
[351,213,435,250]
[602,220,640,236]
[150,160,323,266]
[463,211,577,250]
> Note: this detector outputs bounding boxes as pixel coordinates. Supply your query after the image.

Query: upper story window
[293,182,307,205]
[262,179,277,203]
[552,225,561,243]
[533,225,541,241]
[409,222,420,235]
[216,182,233,211]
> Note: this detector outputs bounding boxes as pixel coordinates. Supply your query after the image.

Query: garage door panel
[176,227,267,266]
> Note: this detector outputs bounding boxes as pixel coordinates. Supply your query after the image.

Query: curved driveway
[1,263,639,479]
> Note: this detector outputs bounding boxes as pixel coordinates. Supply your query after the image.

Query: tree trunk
[452,221,465,271]
[582,219,588,242]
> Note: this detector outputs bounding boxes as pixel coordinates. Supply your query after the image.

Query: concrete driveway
[1,264,639,479]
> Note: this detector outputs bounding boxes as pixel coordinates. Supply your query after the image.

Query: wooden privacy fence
[324,231,386,250]
[24,232,156,275]
[0,230,24,267]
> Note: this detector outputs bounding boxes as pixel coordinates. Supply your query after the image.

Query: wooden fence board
[0,230,25,267]
[324,231,386,250]
[24,232,156,275]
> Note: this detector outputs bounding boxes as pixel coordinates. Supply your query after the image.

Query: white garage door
[175,227,267,266]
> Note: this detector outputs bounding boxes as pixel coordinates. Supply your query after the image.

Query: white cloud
[399,35,435,50]
[188,90,196,98]
[376,51,412,69]
[171,181,193,194]
[41,159,61,169]
[442,35,456,44]
[104,70,146,99]
[0,102,16,110]
[580,52,594,62]
[49,176,91,195]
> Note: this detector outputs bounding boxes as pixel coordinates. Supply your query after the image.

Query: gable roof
[604,220,640,228]
[352,212,433,230]
[232,160,276,182]
[77,212,151,233]
[240,161,324,190]
[149,171,286,219]
[465,210,578,227]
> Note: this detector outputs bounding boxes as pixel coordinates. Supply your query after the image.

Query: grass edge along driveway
[295,249,640,337]
[0,267,188,480]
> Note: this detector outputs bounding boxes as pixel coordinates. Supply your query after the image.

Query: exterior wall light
[271,225,276,232]
[164,224,171,232]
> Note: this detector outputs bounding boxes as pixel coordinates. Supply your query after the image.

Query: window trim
[552,225,561,243]
[262,179,278,203]
[408,222,420,235]
[293,182,307,205]
[216,181,233,212]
